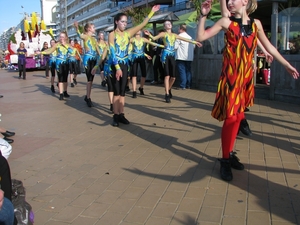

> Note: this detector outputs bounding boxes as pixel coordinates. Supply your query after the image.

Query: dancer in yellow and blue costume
[145,21,201,103]
[97,32,109,87]
[130,30,164,98]
[69,39,82,88]
[41,32,73,101]
[109,5,160,127]
[74,21,101,107]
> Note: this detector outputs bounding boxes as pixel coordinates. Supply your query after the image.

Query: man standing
[175,24,195,89]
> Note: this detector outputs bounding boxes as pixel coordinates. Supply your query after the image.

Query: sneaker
[125,86,130,92]
[239,119,252,136]
[59,94,64,101]
[219,158,233,181]
[138,87,144,95]
[169,89,172,98]
[112,114,119,127]
[165,94,171,103]
[132,91,137,98]
[71,83,75,87]
[230,152,244,170]
[51,85,55,93]
[119,113,130,124]
[84,96,93,107]
[73,78,77,85]
[101,80,107,87]
[63,91,70,98]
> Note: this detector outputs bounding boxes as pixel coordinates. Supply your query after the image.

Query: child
[197,0,299,181]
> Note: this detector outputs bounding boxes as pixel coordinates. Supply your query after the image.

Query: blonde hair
[246,0,257,15]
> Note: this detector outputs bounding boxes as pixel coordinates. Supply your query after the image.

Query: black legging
[57,62,69,83]
[18,59,26,78]
[50,62,56,77]
[111,63,128,96]
[131,57,146,78]
[85,59,97,82]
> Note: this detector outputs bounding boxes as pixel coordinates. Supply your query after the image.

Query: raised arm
[256,19,299,79]
[127,5,160,37]
[220,0,231,18]
[196,0,226,42]
[74,21,88,41]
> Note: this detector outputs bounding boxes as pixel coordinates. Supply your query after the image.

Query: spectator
[175,24,195,89]
[17,42,27,80]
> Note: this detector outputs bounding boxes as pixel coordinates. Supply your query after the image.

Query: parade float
[8,12,53,70]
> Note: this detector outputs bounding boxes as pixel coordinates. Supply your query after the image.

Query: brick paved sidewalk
[1,69,300,225]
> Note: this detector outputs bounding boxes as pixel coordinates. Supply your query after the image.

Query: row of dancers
[39,1,299,183]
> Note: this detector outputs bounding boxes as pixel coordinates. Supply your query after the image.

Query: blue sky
[0,0,41,33]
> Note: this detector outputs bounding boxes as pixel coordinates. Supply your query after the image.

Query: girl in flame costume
[144,23,202,103]
[197,0,299,181]
[130,30,164,98]
[108,5,160,127]
[74,22,101,107]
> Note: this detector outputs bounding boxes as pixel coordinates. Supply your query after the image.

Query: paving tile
[2,70,300,225]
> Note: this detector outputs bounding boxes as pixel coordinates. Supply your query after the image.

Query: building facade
[40,0,58,37]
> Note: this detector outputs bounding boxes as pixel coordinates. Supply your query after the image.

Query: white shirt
[175,32,195,61]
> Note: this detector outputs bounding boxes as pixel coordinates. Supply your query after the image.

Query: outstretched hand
[285,65,299,79]
[195,41,202,48]
[201,0,212,16]
[144,30,150,36]
[152,5,160,12]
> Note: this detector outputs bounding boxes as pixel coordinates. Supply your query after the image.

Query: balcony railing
[67,2,111,26]
[67,0,75,6]
[67,0,98,15]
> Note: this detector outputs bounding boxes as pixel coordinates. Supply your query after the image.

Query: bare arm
[127,5,160,37]
[220,0,231,18]
[196,0,226,42]
[143,38,164,48]
[74,21,88,41]
[256,19,299,79]
[41,43,58,55]
[144,31,165,41]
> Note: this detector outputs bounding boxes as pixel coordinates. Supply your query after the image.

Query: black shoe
[169,89,172,98]
[0,95,3,98]
[165,94,171,103]
[101,80,107,87]
[230,152,244,170]
[71,83,75,87]
[125,86,130,92]
[244,108,250,112]
[138,87,144,95]
[239,119,252,136]
[132,91,137,98]
[119,113,130,124]
[51,85,55,93]
[84,96,93,107]
[219,158,233,181]
[112,114,119,127]
[3,137,14,144]
[1,131,15,137]
[63,91,70,98]
[59,94,64,100]
[73,78,77,85]
[110,104,113,112]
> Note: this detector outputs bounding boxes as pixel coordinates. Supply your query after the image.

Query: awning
[149,12,179,24]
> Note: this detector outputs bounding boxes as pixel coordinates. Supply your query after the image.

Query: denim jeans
[176,60,192,88]
[0,197,15,225]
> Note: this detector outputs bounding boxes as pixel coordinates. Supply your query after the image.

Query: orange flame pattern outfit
[211,17,257,121]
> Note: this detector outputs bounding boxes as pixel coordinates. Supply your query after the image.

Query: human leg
[186,61,192,88]
[176,60,186,89]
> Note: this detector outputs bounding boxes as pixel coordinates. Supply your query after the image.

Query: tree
[121,6,152,26]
